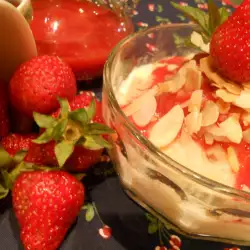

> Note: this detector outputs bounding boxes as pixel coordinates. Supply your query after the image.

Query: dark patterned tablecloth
[0,0,246,250]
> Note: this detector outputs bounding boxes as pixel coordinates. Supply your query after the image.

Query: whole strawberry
[12,170,84,250]
[0,83,10,137]
[210,0,250,83]
[32,92,112,171]
[9,55,77,117]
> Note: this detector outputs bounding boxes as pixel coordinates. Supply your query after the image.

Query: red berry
[0,83,10,137]
[9,55,77,117]
[2,134,36,156]
[98,225,112,239]
[210,0,250,82]
[12,171,84,250]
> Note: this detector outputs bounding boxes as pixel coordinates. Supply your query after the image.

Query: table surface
[0,0,246,250]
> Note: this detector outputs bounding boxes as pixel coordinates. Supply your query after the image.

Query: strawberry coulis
[30,0,133,79]
[128,56,250,190]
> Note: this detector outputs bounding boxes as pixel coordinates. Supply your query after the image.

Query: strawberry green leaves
[33,112,57,128]
[33,97,114,168]
[55,141,74,167]
[171,1,230,43]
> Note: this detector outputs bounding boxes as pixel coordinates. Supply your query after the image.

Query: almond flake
[243,128,250,143]
[227,146,240,173]
[158,60,200,94]
[243,82,250,90]
[149,105,184,148]
[215,89,238,103]
[200,57,226,89]
[132,95,157,127]
[216,99,231,114]
[184,111,202,134]
[201,100,219,127]
[242,112,250,126]
[223,82,242,95]
[122,86,158,116]
[207,144,227,161]
[188,90,203,112]
[158,72,185,94]
[233,90,250,109]
[184,67,202,91]
[219,116,242,144]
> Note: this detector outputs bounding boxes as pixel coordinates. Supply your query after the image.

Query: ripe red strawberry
[9,55,77,117]
[52,91,104,124]
[210,0,250,82]
[0,83,10,137]
[1,134,36,156]
[12,170,84,250]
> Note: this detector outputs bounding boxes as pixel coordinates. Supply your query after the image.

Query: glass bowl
[29,0,136,80]
[102,23,250,246]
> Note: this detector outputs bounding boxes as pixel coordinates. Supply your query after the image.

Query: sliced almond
[188,90,203,112]
[215,89,238,103]
[158,71,185,94]
[227,146,240,173]
[243,128,250,143]
[184,111,202,134]
[219,116,242,144]
[122,87,158,116]
[184,67,202,91]
[233,90,250,109]
[201,100,219,127]
[207,144,227,161]
[200,57,226,89]
[242,112,250,126]
[243,82,250,90]
[149,105,184,148]
[216,99,231,114]
[158,60,199,94]
[132,95,157,127]
[223,81,242,95]
[206,124,225,137]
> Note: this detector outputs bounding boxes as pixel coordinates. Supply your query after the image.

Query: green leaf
[83,135,112,150]
[33,128,54,144]
[85,205,95,222]
[55,141,74,167]
[33,112,57,128]
[218,7,230,24]
[0,147,14,167]
[85,99,96,122]
[52,119,68,141]
[148,222,158,234]
[1,170,12,189]
[145,213,157,222]
[69,109,88,125]
[13,150,27,163]
[0,184,9,199]
[171,2,210,37]
[83,123,114,135]
[57,97,70,118]
[208,0,221,33]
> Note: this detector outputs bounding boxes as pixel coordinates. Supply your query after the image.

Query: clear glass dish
[102,23,250,246]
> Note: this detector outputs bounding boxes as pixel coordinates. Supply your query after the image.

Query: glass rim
[103,23,250,201]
